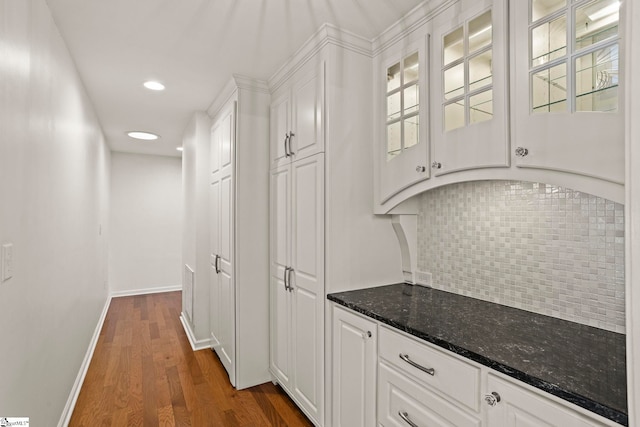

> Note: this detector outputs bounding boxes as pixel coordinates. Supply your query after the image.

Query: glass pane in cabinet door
[531,15,567,67]
[469,50,493,91]
[532,63,567,113]
[387,121,402,161]
[576,44,619,112]
[469,10,492,54]
[444,100,465,132]
[470,90,493,124]
[575,0,619,50]
[387,62,401,92]
[404,84,419,115]
[387,92,401,121]
[404,52,419,83]
[444,27,464,66]
[531,0,565,22]
[404,115,419,149]
[444,63,464,100]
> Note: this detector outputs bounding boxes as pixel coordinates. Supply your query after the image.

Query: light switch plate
[2,243,14,282]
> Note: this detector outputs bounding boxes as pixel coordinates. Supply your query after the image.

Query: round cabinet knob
[367,331,372,338]
[484,392,501,406]
[431,161,442,169]
[416,165,426,173]
[515,147,529,157]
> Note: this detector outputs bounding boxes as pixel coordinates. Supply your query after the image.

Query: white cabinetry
[512,0,624,185]
[378,362,481,427]
[270,153,325,423]
[209,106,235,381]
[270,65,324,170]
[331,306,377,427]
[378,325,482,427]
[331,304,620,427]
[373,0,625,213]
[486,374,616,427]
[270,25,403,426]
[431,0,509,176]
[377,39,430,204]
[208,76,271,389]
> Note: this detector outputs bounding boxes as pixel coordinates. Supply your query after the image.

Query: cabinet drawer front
[379,326,480,412]
[378,362,481,427]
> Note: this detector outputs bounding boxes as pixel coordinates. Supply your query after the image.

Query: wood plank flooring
[70,291,313,427]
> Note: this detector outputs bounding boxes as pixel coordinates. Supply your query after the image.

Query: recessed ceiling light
[176,147,183,152]
[143,80,165,91]
[127,131,159,140]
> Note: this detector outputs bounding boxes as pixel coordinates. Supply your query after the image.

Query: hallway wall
[181,112,211,342]
[0,0,110,424]
[109,152,182,294]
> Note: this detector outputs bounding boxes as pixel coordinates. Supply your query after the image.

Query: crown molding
[207,75,268,118]
[372,0,456,56]
[268,23,373,93]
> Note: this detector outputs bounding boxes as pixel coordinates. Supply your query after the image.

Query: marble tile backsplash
[417,180,625,333]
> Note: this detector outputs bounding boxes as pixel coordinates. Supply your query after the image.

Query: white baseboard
[110,284,182,298]
[58,294,112,427]
[180,313,212,351]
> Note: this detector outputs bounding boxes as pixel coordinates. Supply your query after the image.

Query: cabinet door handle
[214,255,220,274]
[399,353,435,376]
[431,161,442,169]
[287,267,294,292]
[284,134,290,157]
[287,131,295,156]
[515,147,529,157]
[398,411,419,427]
[416,165,426,172]
[284,267,290,291]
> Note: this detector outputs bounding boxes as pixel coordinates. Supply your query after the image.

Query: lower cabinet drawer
[379,326,481,412]
[378,361,481,427]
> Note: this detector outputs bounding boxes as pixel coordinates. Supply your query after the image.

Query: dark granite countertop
[327,283,627,426]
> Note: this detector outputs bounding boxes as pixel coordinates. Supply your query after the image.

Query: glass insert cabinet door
[386,52,420,161]
[530,0,620,113]
[442,9,494,132]
[431,0,509,177]
[378,38,429,206]
[512,0,625,185]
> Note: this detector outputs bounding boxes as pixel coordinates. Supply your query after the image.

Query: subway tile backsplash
[417,180,625,333]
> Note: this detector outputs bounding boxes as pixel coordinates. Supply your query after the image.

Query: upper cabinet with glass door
[512,0,624,184]
[378,40,429,204]
[431,0,510,176]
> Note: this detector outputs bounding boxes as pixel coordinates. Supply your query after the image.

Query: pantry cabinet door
[290,153,325,423]
[269,163,292,390]
[290,64,324,162]
[271,93,291,170]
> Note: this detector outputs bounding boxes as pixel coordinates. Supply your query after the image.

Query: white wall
[181,112,211,343]
[0,0,110,424]
[109,152,182,294]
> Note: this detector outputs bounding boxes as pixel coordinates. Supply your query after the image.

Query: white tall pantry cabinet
[208,76,272,390]
[268,25,403,426]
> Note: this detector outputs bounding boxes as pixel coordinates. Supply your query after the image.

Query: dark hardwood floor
[70,291,313,426]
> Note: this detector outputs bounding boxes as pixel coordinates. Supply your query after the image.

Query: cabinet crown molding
[268,23,372,93]
[207,75,268,119]
[371,0,455,56]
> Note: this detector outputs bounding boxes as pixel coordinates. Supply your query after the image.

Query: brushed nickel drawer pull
[399,353,435,376]
[399,411,419,427]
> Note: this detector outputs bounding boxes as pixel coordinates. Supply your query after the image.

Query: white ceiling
[46,0,426,158]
